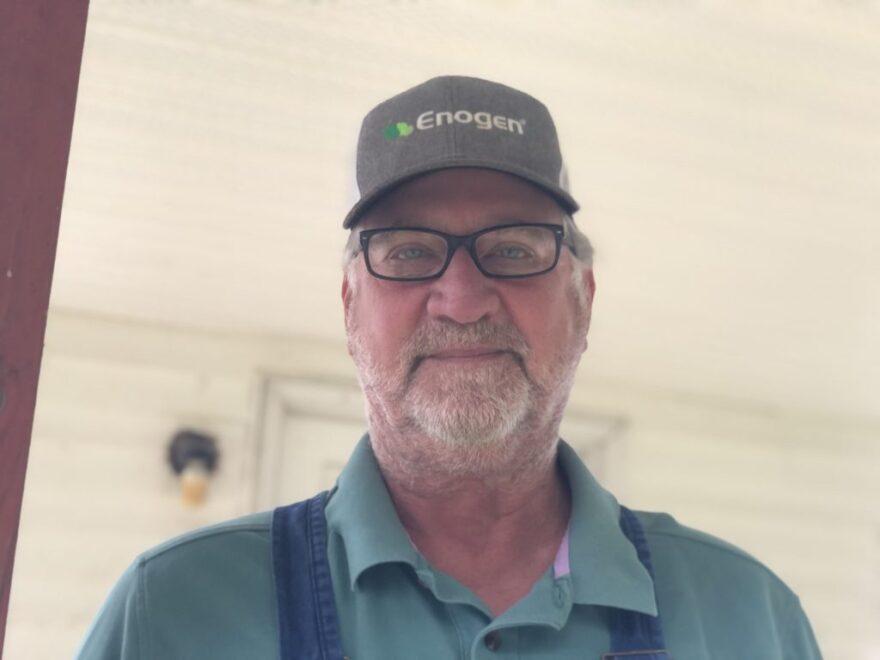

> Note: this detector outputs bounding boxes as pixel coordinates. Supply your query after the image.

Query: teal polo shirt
[76,436,822,659]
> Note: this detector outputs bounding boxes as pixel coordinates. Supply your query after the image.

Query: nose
[425,246,502,324]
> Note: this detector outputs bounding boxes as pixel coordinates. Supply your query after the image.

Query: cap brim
[342,160,579,229]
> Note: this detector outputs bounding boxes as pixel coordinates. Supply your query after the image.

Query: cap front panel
[347,76,576,228]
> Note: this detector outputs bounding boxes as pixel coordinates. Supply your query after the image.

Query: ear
[341,275,351,316]
[580,268,596,353]
[583,268,596,302]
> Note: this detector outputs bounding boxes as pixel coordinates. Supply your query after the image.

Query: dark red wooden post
[0,1,90,655]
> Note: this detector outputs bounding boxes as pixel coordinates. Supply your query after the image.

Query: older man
[78,76,822,659]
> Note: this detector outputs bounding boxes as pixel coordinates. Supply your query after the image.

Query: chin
[404,372,533,449]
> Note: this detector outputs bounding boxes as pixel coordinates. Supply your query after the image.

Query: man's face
[342,168,595,458]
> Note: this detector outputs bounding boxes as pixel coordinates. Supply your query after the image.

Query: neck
[384,451,570,545]
[370,419,562,493]
[368,426,572,615]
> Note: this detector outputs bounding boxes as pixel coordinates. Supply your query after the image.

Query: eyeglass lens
[366,225,559,280]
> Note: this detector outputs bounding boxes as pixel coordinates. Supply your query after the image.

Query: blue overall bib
[272,492,671,660]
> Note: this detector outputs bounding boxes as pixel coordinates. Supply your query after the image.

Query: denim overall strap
[602,506,672,660]
[272,491,344,660]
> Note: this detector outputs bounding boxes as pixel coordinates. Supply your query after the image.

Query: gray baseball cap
[343,75,579,228]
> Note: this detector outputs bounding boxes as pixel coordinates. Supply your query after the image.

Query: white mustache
[403,319,530,374]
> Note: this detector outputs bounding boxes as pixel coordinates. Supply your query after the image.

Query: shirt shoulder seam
[139,521,272,563]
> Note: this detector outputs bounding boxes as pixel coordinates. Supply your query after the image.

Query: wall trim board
[0,1,90,654]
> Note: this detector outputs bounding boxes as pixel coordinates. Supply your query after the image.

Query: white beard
[402,351,532,448]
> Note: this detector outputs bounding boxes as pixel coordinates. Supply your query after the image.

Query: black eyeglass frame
[358,222,566,282]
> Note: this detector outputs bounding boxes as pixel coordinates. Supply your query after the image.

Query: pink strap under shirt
[552,526,571,578]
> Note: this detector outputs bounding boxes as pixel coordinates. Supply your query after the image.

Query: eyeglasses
[359,223,565,282]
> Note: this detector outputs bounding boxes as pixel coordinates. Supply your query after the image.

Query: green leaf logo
[383,121,415,140]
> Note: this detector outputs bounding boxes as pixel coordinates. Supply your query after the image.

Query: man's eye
[490,244,533,259]
[389,245,433,260]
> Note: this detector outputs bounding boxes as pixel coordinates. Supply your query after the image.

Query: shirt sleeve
[74,560,147,660]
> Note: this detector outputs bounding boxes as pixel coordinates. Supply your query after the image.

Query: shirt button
[484,632,501,651]
[553,583,566,607]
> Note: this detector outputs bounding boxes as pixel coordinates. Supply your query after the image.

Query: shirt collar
[557,441,658,615]
[325,434,419,589]
[326,435,658,616]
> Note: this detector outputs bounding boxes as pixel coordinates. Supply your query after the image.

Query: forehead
[357,168,564,232]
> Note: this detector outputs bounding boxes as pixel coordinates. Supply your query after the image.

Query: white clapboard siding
[6,310,879,659]
[8,369,251,658]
